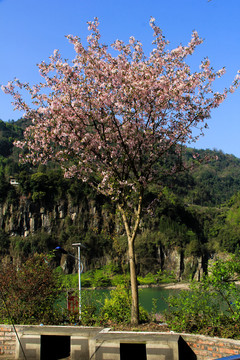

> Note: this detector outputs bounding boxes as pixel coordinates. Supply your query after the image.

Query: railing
[214,355,240,360]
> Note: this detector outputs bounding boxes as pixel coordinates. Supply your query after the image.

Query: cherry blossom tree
[2,18,239,325]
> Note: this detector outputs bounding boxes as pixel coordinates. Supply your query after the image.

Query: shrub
[165,281,220,333]
[60,273,79,289]
[111,273,130,287]
[65,289,101,326]
[165,256,240,338]
[155,269,177,283]
[100,285,149,325]
[92,269,112,287]
[138,272,157,285]
[0,254,63,325]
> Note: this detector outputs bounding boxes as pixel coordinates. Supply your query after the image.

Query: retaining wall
[0,324,240,360]
[0,325,15,359]
[182,333,240,360]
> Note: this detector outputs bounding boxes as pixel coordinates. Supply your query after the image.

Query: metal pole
[55,244,86,322]
[72,243,82,321]
[78,245,81,320]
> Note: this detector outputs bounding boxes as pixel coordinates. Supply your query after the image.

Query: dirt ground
[112,322,171,332]
[158,282,189,290]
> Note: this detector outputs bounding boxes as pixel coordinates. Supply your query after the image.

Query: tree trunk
[118,192,143,325]
[128,237,139,325]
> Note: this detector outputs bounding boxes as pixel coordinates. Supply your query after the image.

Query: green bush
[111,274,130,287]
[100,285,149,325]
[155,270,177,283]
[65,289,102,326]
[92,269,112,287]
[165,282,220,333]
[60,273,79,289]
[165,256,240,338]
[81,275,92,288]
[0,254,63,325]
[138,272,157,285]
[0,230,10,255]
[60,266,177,291]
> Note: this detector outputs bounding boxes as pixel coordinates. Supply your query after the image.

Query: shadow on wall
[120,343,147,360]
[179,336,197,360]
[40,335,70,360]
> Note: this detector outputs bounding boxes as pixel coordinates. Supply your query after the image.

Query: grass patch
[59,266,177,289]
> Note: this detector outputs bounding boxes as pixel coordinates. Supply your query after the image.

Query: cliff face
[0,195,114,236]
[0,195,207,279]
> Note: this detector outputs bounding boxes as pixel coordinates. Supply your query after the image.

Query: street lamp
[55,244,86,321]
[72,243,86,320]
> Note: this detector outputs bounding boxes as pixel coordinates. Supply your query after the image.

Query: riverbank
[83,281,190,291]
[138,282,190,290]
[158,282,189,290]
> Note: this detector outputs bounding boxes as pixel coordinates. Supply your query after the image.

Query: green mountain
[0,118,240,279]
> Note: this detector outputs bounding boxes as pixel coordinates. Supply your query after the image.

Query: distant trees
[0,120,23,157]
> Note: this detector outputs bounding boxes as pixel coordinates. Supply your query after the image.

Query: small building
[9,177,19,186]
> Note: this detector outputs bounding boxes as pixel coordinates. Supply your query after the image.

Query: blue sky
[0,0,240,156]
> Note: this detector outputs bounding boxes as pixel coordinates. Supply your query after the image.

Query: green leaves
[0,254,63,325]
[100,285,149,325]
[165,256,240,338]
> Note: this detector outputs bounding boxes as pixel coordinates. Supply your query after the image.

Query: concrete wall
[0,324,240,360]
[0,325,182,360]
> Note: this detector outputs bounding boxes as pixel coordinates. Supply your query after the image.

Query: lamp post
[72,243,85,320]
[55,244,86,321]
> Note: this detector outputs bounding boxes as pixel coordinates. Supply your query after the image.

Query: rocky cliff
[0,194,208,280]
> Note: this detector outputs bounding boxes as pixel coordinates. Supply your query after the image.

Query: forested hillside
[0,118,240,279]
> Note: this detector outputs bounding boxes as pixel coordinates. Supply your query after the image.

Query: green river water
[84,287,180,313]
[60,286,181,315]
[139,287,179,313]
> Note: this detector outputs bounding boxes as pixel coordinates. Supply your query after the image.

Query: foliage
[90,266,116,287]
[63,289,102,326]
[187,150,240,206]
[137,273,157,285]
[1,126,240,208]
[0,171,10,203]
[165,281,220,333]
[0,230,10,255]
[60,272,79,289]
[0,120,24,158]
[28,170,69,204]
[111,273,131,287]
[80,290,101,325]
[0,254,63,325]
[153,270,177,284]
[100,285,149,325]
[61,264,125,289]
[165,256,240,338]
[60,265,176,290]
[10,232,58,257]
